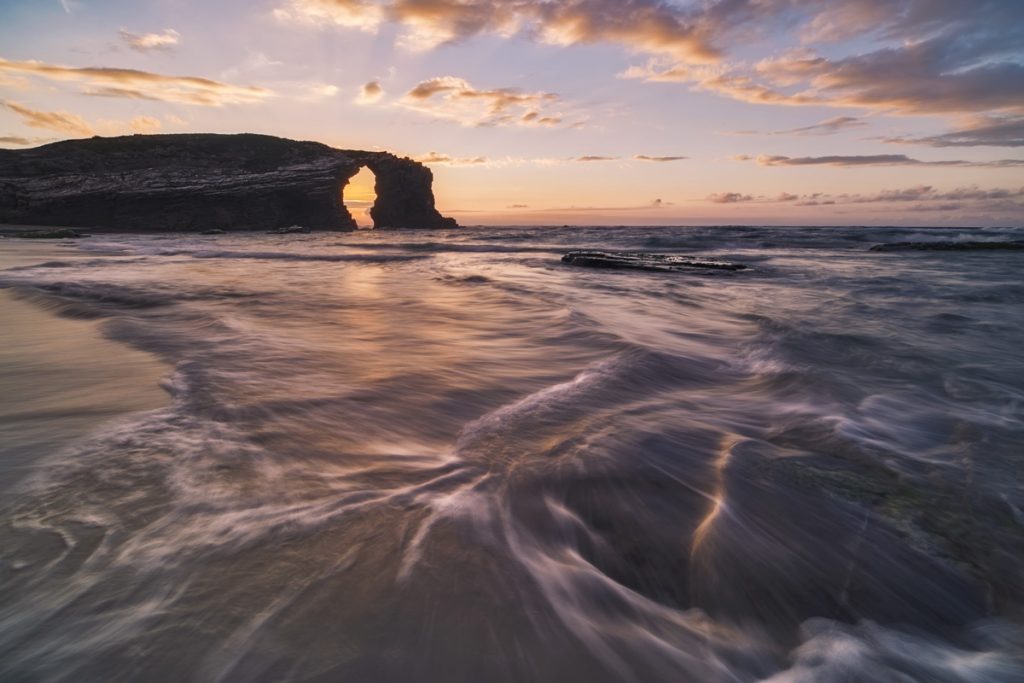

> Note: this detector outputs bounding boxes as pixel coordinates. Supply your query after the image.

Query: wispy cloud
[0,57,272,106]
[634,154,688,162]
[308,83,339,98]
[119,28,180,52]
[725,116,866,137]
[883,116,1024,148]
[398,76,562,127]
[747,154,1024,168]
[273,0,384,32]
[0,134,51,147]
[2,100,93,136]
[707,192,753,204]
[781,116,865,136]
[413,151,488,166]
[2,100,164,137]
[702,185,1024,208]
[409,152,690,166]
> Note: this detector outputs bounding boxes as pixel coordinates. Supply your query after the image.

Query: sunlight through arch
[345,166,377,229]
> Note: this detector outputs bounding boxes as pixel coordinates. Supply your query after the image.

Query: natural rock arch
[339,154,456,230]
[0,133,458,232]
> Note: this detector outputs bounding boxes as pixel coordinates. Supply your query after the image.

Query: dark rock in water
[870,240,1024,252]
[200,228,226,235]
[562,250,747,272]
[267,225,311,235]
[11,228,87,239]
[0,133,458,232]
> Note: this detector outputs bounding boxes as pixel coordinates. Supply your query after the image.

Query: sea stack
[0,133,458,232]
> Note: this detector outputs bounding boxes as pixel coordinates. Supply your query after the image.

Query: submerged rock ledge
[562,250,748,272]
[870,240,1024,252]
[0,133,458,232]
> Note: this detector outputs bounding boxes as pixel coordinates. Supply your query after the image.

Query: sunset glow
[1,1,1022,227]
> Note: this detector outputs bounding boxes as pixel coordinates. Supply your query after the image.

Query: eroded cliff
[0,133,458,232]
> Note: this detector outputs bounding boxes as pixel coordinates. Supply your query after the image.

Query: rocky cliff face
[0,134,458,232]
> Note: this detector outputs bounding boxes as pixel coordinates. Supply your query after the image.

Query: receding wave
[1,224,1022,681]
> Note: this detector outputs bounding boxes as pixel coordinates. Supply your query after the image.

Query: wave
[190,249,432,263]
[762,618,1024,683]
[329,240,564,254]
[2,224,1023,681]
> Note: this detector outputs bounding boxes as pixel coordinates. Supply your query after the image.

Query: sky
[0,0,1022,226]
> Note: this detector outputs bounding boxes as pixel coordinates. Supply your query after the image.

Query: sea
[1,225,1022,682]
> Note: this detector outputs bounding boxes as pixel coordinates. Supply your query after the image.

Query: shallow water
[1,226,1023,682]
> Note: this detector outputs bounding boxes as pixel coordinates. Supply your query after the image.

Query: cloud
[0,135,48,147]
[0,57,272,106]
[708,192,753,204]
[59,0,81,14]
[273,0,384,32]
[575,155,618,162]
[119,28,180,52]
[125,115,162,133]
[356,79,384,104]
[271,1,1022,125]
[705,185,1024,209]
[399,76,562,127]
[2,101,164,137]
[883,116,1024,148]
[634,154,687,162]
[726,116,867,137]
[616,2,1024,118]
[309,83,340,98]
[519,110,561,126]
[353,0,721,59]
[413,151,489,166]
[749,154,1024,168]
[780,116,866,136]
[854,185,1024,203]
[2,100,93,136]
[909,202,963,212]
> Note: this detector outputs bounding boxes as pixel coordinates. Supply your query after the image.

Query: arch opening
[343,166,378,229]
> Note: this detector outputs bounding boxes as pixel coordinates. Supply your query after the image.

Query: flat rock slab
[870,241,1024,252]
[267,226,312,234]
[562,251,747,272]
[9,229,88,239]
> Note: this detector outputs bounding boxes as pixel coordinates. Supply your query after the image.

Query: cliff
[0,134,458,232]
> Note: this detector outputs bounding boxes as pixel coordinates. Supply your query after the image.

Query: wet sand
[0,288,168,493]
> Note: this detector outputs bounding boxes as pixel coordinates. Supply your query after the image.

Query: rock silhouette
[562,251,747,272]
[0,134,458,232]
[870,240,1024,252]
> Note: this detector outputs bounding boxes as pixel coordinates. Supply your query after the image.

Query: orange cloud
[2,101,168,138]
[0,57,272,106]
[2,100,93,136]
[274,0,384,31]
[356,79,384,104]
[399,76,562,127]
[119,28,180,52]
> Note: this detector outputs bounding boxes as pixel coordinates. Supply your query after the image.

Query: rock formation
[870,240,1024,252]
[0,133,457,232]
[562,251,748,272]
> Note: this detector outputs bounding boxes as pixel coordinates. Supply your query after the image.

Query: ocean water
[1,225,1022,682]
